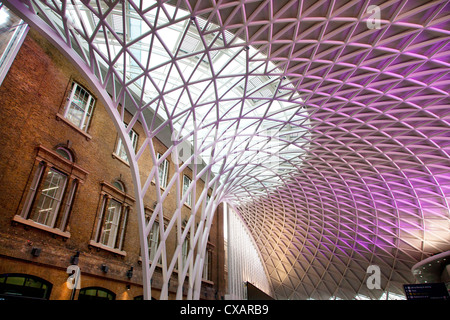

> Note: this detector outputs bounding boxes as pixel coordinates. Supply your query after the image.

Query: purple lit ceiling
[230,0,450,299]
[4,0,450,300]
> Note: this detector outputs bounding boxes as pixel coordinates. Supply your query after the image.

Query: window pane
[99,199,122,248]
[113,181,124,191]
[148,222,159,261]
[117,206,128,250]
[82,96,95,131]
[115,126,138,163]
[157,154,169,188]
[83,288,97,296]
[78,287,115,301]
[116,138,127,161]
[182,237,189,264]
[20,163,44,218]
[183,175,192,206]
[0,6,26,86]
[66,86,86,127]
[203,250,211,280]
[30,169,67,227]
[5,276,25,286]
[0,274,52,300]
[24,277,42,288]
[65,83,95,132]
[56,147,73,161]
[97,289,108,298]
[59,180,77,230]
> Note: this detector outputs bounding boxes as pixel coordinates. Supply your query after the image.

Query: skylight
[61,1,309,195]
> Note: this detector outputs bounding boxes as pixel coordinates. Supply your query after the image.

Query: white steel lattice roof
[4,0,450,300]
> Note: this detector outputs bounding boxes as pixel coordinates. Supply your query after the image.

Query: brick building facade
[0,27,226,300]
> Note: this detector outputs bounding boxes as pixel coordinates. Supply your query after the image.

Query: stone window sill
[151,179,168,192]
[202,279,214,286]
[112,152,130,167]
[12,215,70,239]
[88,240,127,257]
[56,113,92,141]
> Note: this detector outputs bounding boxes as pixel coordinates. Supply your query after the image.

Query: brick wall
[0,28,225,300]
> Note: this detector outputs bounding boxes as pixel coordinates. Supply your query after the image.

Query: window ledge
[138,256,163,268]
[151,179,168,192]
[112,152,130,167]
[202,279,214,286]
[12,215,70,239]
[56,113,92,141]
[88,240,126,257]
[183,203,192,209]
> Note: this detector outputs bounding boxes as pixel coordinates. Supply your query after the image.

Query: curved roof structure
[4,0,450,300]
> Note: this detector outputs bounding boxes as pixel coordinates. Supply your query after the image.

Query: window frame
[139,208,168,266]
[90,181,134,256]
[13,145,87,239]
[29,167,68,228]
[114,124,138,163]
[182,174,192,207]
[148,219,160,263]
[78,287,115,301]
[55,146,74,162]
[63,82,95,133]
[98,198,123,248]
[157,153,169,189]
[0,273,53,300]
[202,248,213,282]
[182,236,190,265]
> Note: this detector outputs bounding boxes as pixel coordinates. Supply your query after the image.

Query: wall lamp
[101,264,109,273]
[31,247,41,257]
[126,266,133,279]
[70,251,80,265]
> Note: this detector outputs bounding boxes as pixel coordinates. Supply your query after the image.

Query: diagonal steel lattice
[3,0,450,300]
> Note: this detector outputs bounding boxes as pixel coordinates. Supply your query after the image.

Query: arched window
[78,287,115,301]
[55,146,74,162]
[15,145,87,238]
[0,273,52,300]
[113,180,125,192]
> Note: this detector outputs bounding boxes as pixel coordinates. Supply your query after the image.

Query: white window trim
[182,175,192,207]
[96,196,130,251]
[202,249,212,281]
[114,125,138,163]
[60,180,77,230]
[99,198,122,248]
[148,220,160,262]
[182,236,190,265]
[63,82,95,133]
[0,7,29,86]
[92,181,134,255]
[20,162,45,219]
[157,153,169,189]
[31,167,68,228]
[13,145,87,239]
